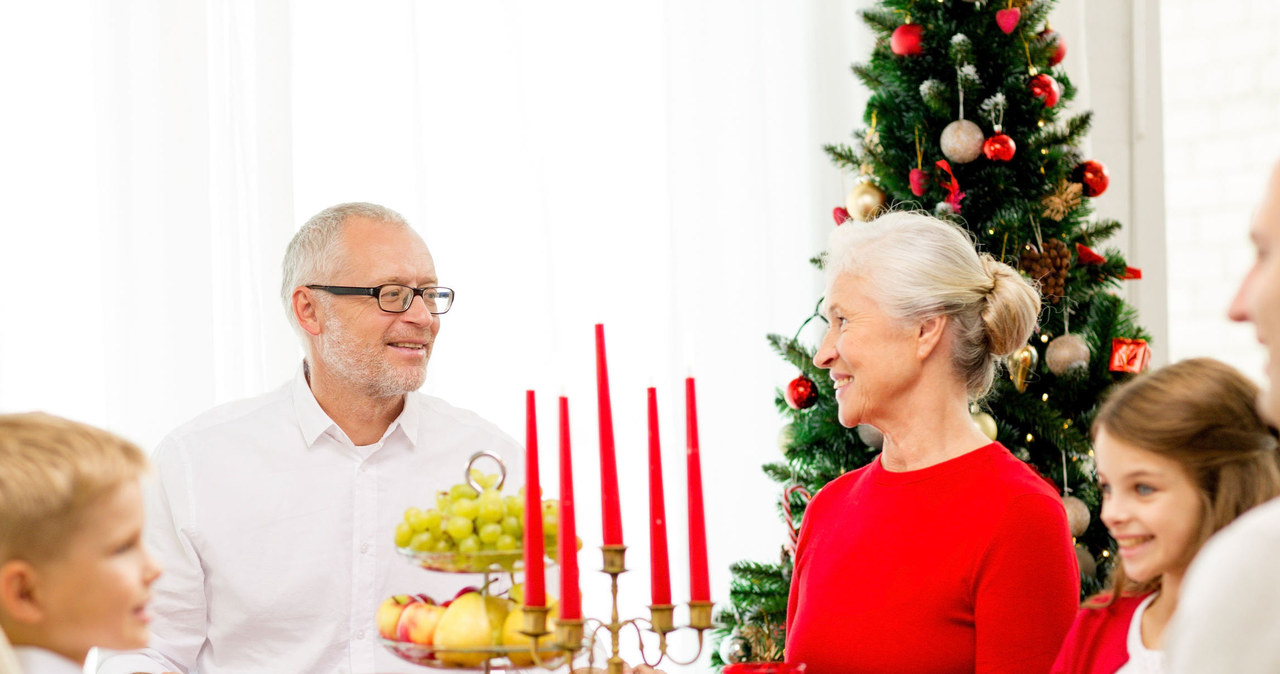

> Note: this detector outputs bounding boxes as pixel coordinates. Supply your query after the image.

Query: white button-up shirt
[14,647,85,674]
[98,367,524,674]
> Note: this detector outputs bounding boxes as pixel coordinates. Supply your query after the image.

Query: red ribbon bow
[1075,243,1143,280]
[936,159,965,213]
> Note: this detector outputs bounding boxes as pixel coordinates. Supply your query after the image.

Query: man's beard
[318,312,430,399]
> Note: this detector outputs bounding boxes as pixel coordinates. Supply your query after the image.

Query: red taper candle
[557,396,581,620]
[522,390,546,608]
[595,324,624,546]
[647,387,672,606]
[685,377,710,602]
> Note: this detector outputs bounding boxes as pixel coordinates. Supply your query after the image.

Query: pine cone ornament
[1020,238,1071,303]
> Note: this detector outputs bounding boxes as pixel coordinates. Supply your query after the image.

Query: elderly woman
[784,212,1079,673]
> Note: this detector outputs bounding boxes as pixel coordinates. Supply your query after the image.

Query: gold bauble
[972,412,998,441]
[1075,544,1097,578]
[1064,495,1091,537]
[777,423,795,453]
[1046,333,1091,375]
[845,181,888,222]
[1008,344,1039,393]
[940,119,985,164]
[856,424,885,450]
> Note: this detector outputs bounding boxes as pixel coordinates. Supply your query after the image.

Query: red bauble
[995,8,1021,34]
[1072,160,1110,197]
[982,133,1017,161]
[1029,73,1060,108]
[1039,28,1067,66]
[909,168,928,197]
[891,23,924,56]
[832,206,851,225]
[785,375,819,410]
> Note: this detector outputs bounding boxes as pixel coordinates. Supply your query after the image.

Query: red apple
[377,595,420,640]
[442,586,479,608]
[396,601,447,645]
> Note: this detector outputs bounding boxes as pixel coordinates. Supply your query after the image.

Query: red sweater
[785,443,1079,673]
[1050,594,1150,674]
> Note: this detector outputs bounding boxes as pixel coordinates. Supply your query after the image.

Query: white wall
[1161,0,1280,379]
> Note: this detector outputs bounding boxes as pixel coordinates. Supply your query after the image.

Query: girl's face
[1096,427,1205,584]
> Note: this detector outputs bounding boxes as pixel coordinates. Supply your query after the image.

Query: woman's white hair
[824,211,1041,399]
[279,202,410,336]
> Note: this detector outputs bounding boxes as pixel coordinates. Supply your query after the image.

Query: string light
[1041,393,1049,402]
[1087,450,1095,457]
[1041,148,1049,155]
[1040,334,1050,343]
[988,228,995,235]
[1026,433,1035,443]
[1101,550,1110,558]
[1037,120,1046,128]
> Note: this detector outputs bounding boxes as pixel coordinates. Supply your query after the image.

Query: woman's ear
[916,314,948,360]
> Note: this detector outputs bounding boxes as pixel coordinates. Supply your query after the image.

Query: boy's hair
[0,413,148,563]
[1090,358,1280,606]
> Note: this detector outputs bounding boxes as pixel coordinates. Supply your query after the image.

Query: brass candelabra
[518,545,714,672]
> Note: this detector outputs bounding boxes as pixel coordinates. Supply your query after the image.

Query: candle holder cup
[520,605,552,640]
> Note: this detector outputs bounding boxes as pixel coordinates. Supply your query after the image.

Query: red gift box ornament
[1109,338,1151,374]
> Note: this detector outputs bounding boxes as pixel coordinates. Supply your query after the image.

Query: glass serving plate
[381,637,570,670]
[396,545,558,574]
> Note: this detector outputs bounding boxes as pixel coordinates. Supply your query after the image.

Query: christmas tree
[712,0,1150,667]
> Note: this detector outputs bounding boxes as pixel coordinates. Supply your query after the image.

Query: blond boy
[0,413,161,673]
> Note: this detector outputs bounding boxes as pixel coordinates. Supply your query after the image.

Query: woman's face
[812,273,923,428]
[1096,427,1204,585]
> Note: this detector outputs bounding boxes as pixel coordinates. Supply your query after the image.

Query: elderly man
[1167,163,1280,672]
[99,203,524,673]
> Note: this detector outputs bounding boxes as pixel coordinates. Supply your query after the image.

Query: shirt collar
[293,361,336,448]
[291,361,423,450]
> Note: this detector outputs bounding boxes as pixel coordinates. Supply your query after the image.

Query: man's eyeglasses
[306,284,454,314]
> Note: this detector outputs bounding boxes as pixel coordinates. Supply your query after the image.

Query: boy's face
[37,480,161,663]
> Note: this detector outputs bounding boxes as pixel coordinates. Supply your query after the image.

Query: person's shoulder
[975,443,1061,500]
[1190,496,1280,576]
[407,392,518,443]
[1079,592,1148,618]
[159,380,293,452]
[808,462,876,508]
[1208,495,1280,550]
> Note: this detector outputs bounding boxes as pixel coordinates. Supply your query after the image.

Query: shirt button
[360,542,370,553]
[356,629,366,640]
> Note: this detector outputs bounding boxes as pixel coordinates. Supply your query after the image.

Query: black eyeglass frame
[306,284,455,314]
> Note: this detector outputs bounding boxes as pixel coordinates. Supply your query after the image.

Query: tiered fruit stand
[379,453,583,673]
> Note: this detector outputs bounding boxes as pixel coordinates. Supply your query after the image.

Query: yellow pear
[433,592,511,666]
[502,601,560,667]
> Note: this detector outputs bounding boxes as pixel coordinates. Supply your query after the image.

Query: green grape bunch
[393,468,566,557]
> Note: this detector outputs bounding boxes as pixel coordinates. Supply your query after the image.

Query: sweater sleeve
[973,492,1079,674]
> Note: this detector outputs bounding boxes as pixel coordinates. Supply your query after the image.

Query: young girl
[1052,358,1280,673]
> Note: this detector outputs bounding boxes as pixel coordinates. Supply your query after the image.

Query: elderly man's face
[314,217,440,399]
[1229,163,1280,422]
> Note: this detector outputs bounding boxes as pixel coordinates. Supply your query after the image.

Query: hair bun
[979,255,1040,357]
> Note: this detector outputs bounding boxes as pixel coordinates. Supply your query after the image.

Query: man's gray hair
[280,202,410,334]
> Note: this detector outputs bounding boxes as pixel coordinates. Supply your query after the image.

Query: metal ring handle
[465,450,507,493]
